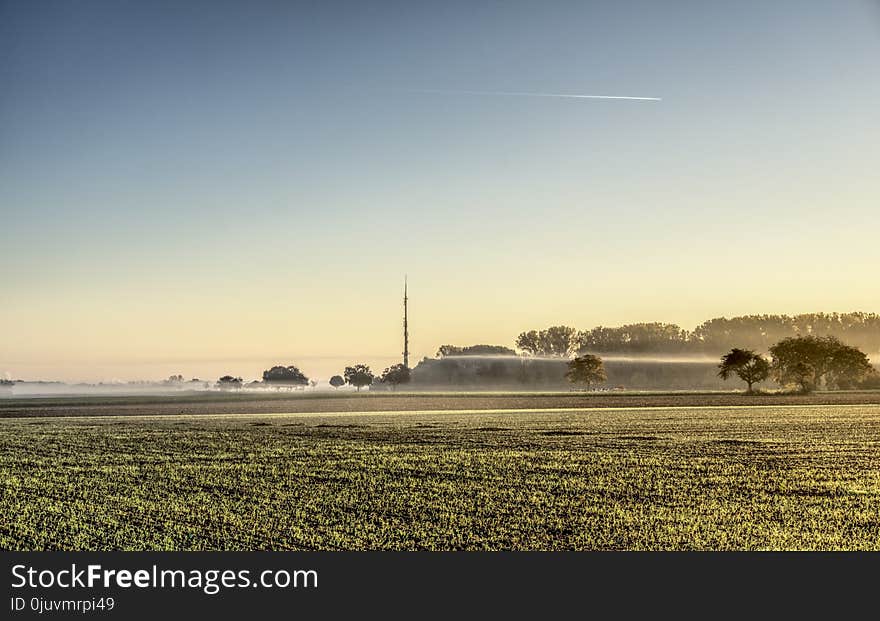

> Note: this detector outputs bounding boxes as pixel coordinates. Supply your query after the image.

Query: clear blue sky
[2,1,879,382]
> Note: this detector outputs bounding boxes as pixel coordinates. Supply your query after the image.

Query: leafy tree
[329,375,345,389]
[826,345,874,389]
[717,349,770,392]
[516,326,579,357]
[216,375,243,390]
[565,355,607,388]
[515,330,541,356]
[380,363,411,390]
[344,364,374,391]
[769,336,872,392]
[542,325,579,356]
[262,365,309,386]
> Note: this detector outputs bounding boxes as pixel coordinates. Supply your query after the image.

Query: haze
[2,2,879,383]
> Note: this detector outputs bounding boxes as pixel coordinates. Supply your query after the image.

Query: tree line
[514,313,880,356]
[207,311,879,393]
[562,335,878,393]
[216,363,412,391]
[212,334,876,393]
[436,344,517,357]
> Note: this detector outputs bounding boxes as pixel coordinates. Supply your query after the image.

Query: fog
[437,354,720,364]
[409,354,732,391]
[0,379,354,399]
[0,381,208,399]
[2,350,877,398]
[0,354,408,397]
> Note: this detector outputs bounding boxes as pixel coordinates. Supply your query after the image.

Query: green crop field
[2,404,879,550]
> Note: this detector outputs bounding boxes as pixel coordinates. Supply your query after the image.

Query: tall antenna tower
[403,276,409,369]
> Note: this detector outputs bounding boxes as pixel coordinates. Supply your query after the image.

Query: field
[3,388,880,418]
[2,395,880,550]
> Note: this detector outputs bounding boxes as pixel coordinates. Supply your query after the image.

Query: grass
[1,404,880,550]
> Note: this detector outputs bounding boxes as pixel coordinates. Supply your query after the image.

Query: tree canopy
[565,355,607,387]
[769,336,873,392]
[216,375,243,389]
[516,326,579,357]
[329,375,345,389]
[717,348,770,392]
[344,364,374,391]
[694,312,880,354]
[515,312,880,356]
[380,363,411,389]
[436,344,517,357]
[262,365,309,386]
[577,323,689,354]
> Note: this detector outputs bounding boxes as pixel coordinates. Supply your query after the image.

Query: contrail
[407,88,661,101]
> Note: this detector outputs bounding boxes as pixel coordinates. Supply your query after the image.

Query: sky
[2,1,879,382]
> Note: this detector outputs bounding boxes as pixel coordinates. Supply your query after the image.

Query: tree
[541,325,579,356]
[770,336,834,391]
[516,326,579,357]
[380,363,411,390]
[565,355,607,388]
[515,330,541,356]
[262,365,309,387]
[717,348,770,392]
[344,364,374,391]
[216,375,243,390]
[329,375,345,389]
[769,335,873,392]
[826,344,874,389]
